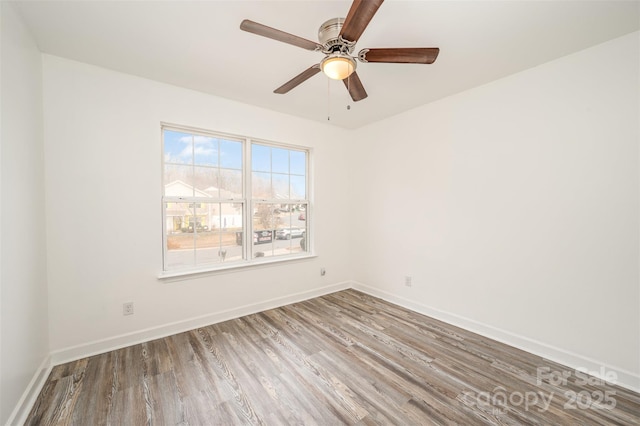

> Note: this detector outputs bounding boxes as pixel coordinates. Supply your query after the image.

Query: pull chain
[327,77,331,121]
[346,74,351,111]
[328,74,353,120]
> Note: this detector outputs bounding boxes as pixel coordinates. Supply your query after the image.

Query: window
[162,125,310,274]
[251,143,309,259]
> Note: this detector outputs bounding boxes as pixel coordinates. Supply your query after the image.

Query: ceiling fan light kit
[321,53,356,80]
[240,0,439,102]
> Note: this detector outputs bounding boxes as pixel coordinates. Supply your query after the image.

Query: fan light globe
[321,55,356,80]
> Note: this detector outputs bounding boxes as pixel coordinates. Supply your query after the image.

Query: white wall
[0,3,50,424]
[350,32,640,387]
[5,13,638,419]
[42,55,352,356]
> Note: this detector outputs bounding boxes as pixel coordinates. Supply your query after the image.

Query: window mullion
[191,135,196,267]
[245,140,252,261]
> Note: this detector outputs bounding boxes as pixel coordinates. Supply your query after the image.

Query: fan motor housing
[318,18,343,45]
[318,18,355,54]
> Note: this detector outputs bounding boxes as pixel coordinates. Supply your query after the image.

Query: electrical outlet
[123,302,134,316]
[320,267,326,276]
[405,276,413,287]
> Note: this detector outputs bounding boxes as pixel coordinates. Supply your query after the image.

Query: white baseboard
[50,281,352,366]
[14,279,639,425]
[6,355,52,426]
[352,281,640,394]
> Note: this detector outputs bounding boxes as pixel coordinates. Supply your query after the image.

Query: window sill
[158,253,318,282]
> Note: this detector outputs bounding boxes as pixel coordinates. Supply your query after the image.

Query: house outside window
[162,125,310,274]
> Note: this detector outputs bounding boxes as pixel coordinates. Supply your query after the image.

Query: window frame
[160,123,313,278]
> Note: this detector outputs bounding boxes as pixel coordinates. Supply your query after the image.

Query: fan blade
[340,0,384,43]
[274,65,322,94]
[360,47,440,64]
[240,20,322,51]
[343,71,368,102]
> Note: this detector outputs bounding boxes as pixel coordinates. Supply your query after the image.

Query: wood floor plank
[68,351,116,425]
[193,326,266,425]
[106,384,148,426]
[25,290,640,425]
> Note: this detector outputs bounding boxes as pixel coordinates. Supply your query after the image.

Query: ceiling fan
[240,0,439,102]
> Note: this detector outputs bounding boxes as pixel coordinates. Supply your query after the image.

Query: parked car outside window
[275,228,305,240]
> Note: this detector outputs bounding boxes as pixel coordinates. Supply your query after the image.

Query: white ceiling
[13,0,640,129]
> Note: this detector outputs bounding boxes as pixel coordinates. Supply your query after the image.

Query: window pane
[193,166,218,196]
[165,201,245,270]
[252,144,271,172]
[272,147,289,174]
[253,203,275,258]
[292,203,308,254]
[272,174,289,199]
[221,202,244,230]
[274,207,292,233]
[220,169,242,197]
[273,204,307,255]
[164,130,192,164]
[290,175,306,199]
[207,203,244,263]
[252,172,271,199]
[220,139,242,169]
[194,202,244,266]
[194,202,215,266]
[196,230,243,264]
[164,165,194,196]
[290,150,306,175]
[253,203,275,231]
[193,136,217,166]
[165,202,195,269]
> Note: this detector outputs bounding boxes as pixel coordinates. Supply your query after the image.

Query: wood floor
[26,289,639,425]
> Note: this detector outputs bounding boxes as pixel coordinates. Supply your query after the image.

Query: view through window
[162,126,309,272]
